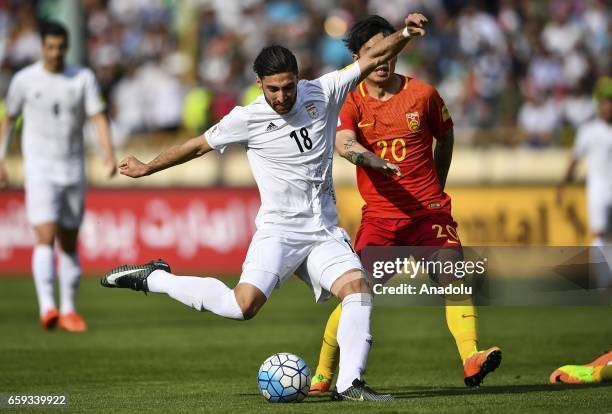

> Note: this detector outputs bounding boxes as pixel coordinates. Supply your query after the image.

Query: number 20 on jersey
[376,138,407,162]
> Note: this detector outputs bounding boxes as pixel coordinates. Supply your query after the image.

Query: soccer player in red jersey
[310,16,501,394]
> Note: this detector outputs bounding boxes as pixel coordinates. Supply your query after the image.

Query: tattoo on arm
[339,137,384,168]
[345,151,365,165]
[343,139,356,152]
[341,139,365,165]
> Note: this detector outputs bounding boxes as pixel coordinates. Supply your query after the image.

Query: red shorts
[354,213,461,257]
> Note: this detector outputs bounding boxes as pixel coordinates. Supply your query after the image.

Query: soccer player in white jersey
[0,21,117,332]
[558,76,612,288]
[101,13,427,401]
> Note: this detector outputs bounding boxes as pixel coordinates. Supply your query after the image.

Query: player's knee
[332,269,370,301]
[36,238,55,247]
[240,303,259,320]
[234,284,267,320]
[34,223,56,246]
[348,278,370,296]
[236,296,263,320]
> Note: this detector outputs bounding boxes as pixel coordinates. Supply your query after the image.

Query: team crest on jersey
[406,112,420,131]
[305,103,318,119]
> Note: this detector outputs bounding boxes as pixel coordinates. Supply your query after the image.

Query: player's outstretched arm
[119,134,212,178]
[90,112,117,178]
[356,13,427,82]
[0,114,17,190]
[434,128,454,190]
[336,129,401,177]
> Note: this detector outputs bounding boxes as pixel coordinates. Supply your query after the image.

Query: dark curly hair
[344,15,395,54]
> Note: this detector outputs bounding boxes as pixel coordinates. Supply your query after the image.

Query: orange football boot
[309,373,332,394]
[58,312,88,333]
[550,351,611,384]
[463,346,502,387]
[585,350,612,367]
[40,308,59,330]
[549,365,602,384]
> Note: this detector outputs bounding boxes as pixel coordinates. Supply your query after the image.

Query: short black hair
[39,20,69,43]
[253,45,298,78]
[344,15,395,54]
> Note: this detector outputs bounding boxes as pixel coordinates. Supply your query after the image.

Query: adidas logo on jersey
[266,122,278,131]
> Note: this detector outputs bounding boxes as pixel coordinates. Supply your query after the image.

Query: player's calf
[328,269,390,400]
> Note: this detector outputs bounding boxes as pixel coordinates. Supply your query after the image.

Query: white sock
[32,245,56,316]
[336,292,373,392]
[58,251,81,314]
[147,270,244,320]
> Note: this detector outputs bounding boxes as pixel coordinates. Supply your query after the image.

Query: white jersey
[6,61,104,184]
[573,118,612,232]
[206,63,361,234]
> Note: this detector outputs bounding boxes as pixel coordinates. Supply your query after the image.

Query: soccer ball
[257,352,311,403]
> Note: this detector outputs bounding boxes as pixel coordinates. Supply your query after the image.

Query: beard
[264,93,296,114]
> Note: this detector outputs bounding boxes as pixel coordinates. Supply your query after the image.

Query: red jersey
[337,75,453,220]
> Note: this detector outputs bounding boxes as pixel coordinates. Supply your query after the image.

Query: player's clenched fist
[404,13,427,37]
[119,155,149,178]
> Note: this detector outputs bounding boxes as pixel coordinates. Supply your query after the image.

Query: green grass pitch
[0,277,610,413]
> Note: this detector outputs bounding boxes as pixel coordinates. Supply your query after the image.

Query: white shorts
[24,174,85,229]
[239,226,363,302]
[588,201,612,235]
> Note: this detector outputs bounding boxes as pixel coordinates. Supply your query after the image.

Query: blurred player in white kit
[558,76,612,288]
[0,21,116,332]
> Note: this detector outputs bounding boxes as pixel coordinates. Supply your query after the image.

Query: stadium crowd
[0,0,609,148]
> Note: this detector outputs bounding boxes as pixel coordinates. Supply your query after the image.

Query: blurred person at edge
[558,77,612,288]
[0,21,117,331]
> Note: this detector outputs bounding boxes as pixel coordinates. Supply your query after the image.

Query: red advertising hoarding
[0,189,260,276]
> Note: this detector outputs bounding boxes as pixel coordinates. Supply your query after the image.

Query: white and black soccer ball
[257,352,311,403]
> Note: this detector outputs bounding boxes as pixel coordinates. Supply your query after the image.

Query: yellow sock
[445,301,478,362]
[314,303,342,378]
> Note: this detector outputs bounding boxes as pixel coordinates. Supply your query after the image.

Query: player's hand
[0,162,8,190]
[404,13,427,37]
[119,155,149,178]
[104,155,117,179]
[371,157,402,178]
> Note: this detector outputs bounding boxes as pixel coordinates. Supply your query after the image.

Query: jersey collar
[358,74,408,100]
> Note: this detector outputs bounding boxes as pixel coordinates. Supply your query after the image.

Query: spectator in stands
[0,0,608,151]
[518,88,561,148]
